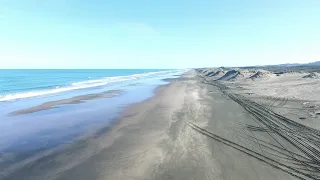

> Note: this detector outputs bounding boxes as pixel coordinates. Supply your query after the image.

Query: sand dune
[218,69,242,81]
[303,72,320,79]
[248,70,272,80]
[200,68,275,82]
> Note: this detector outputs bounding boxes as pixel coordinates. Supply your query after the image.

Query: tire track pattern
[195,75,320,180]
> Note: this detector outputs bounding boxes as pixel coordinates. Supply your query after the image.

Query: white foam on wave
[0,70,183,102]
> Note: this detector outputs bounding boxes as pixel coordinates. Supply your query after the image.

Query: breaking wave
[0,70,182,102]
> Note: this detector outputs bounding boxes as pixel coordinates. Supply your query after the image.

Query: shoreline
[0,73,187,180]
[0,75,181,179]
[0,72,177,151]
[2,70,317,180]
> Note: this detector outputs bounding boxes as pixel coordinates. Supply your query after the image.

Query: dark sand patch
[10,90,121,116]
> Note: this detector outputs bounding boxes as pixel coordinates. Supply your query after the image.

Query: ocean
[0,69,178,101]
[0,69,184,160]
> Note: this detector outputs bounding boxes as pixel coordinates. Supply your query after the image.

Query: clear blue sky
[0,0,319,69]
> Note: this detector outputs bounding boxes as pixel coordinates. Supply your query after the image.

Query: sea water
[0,69,185,162]
[0,69,179,101]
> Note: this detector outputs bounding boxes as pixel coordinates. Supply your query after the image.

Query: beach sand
[2,70,319,180]
[10,90,121,116]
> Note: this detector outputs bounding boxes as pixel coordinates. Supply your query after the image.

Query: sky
[0,0,319,69]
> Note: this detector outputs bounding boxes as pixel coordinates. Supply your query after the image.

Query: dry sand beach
[2,67,320,180]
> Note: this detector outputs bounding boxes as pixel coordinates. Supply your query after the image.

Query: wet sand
[2,71,318,180]
[10,90,121,116]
